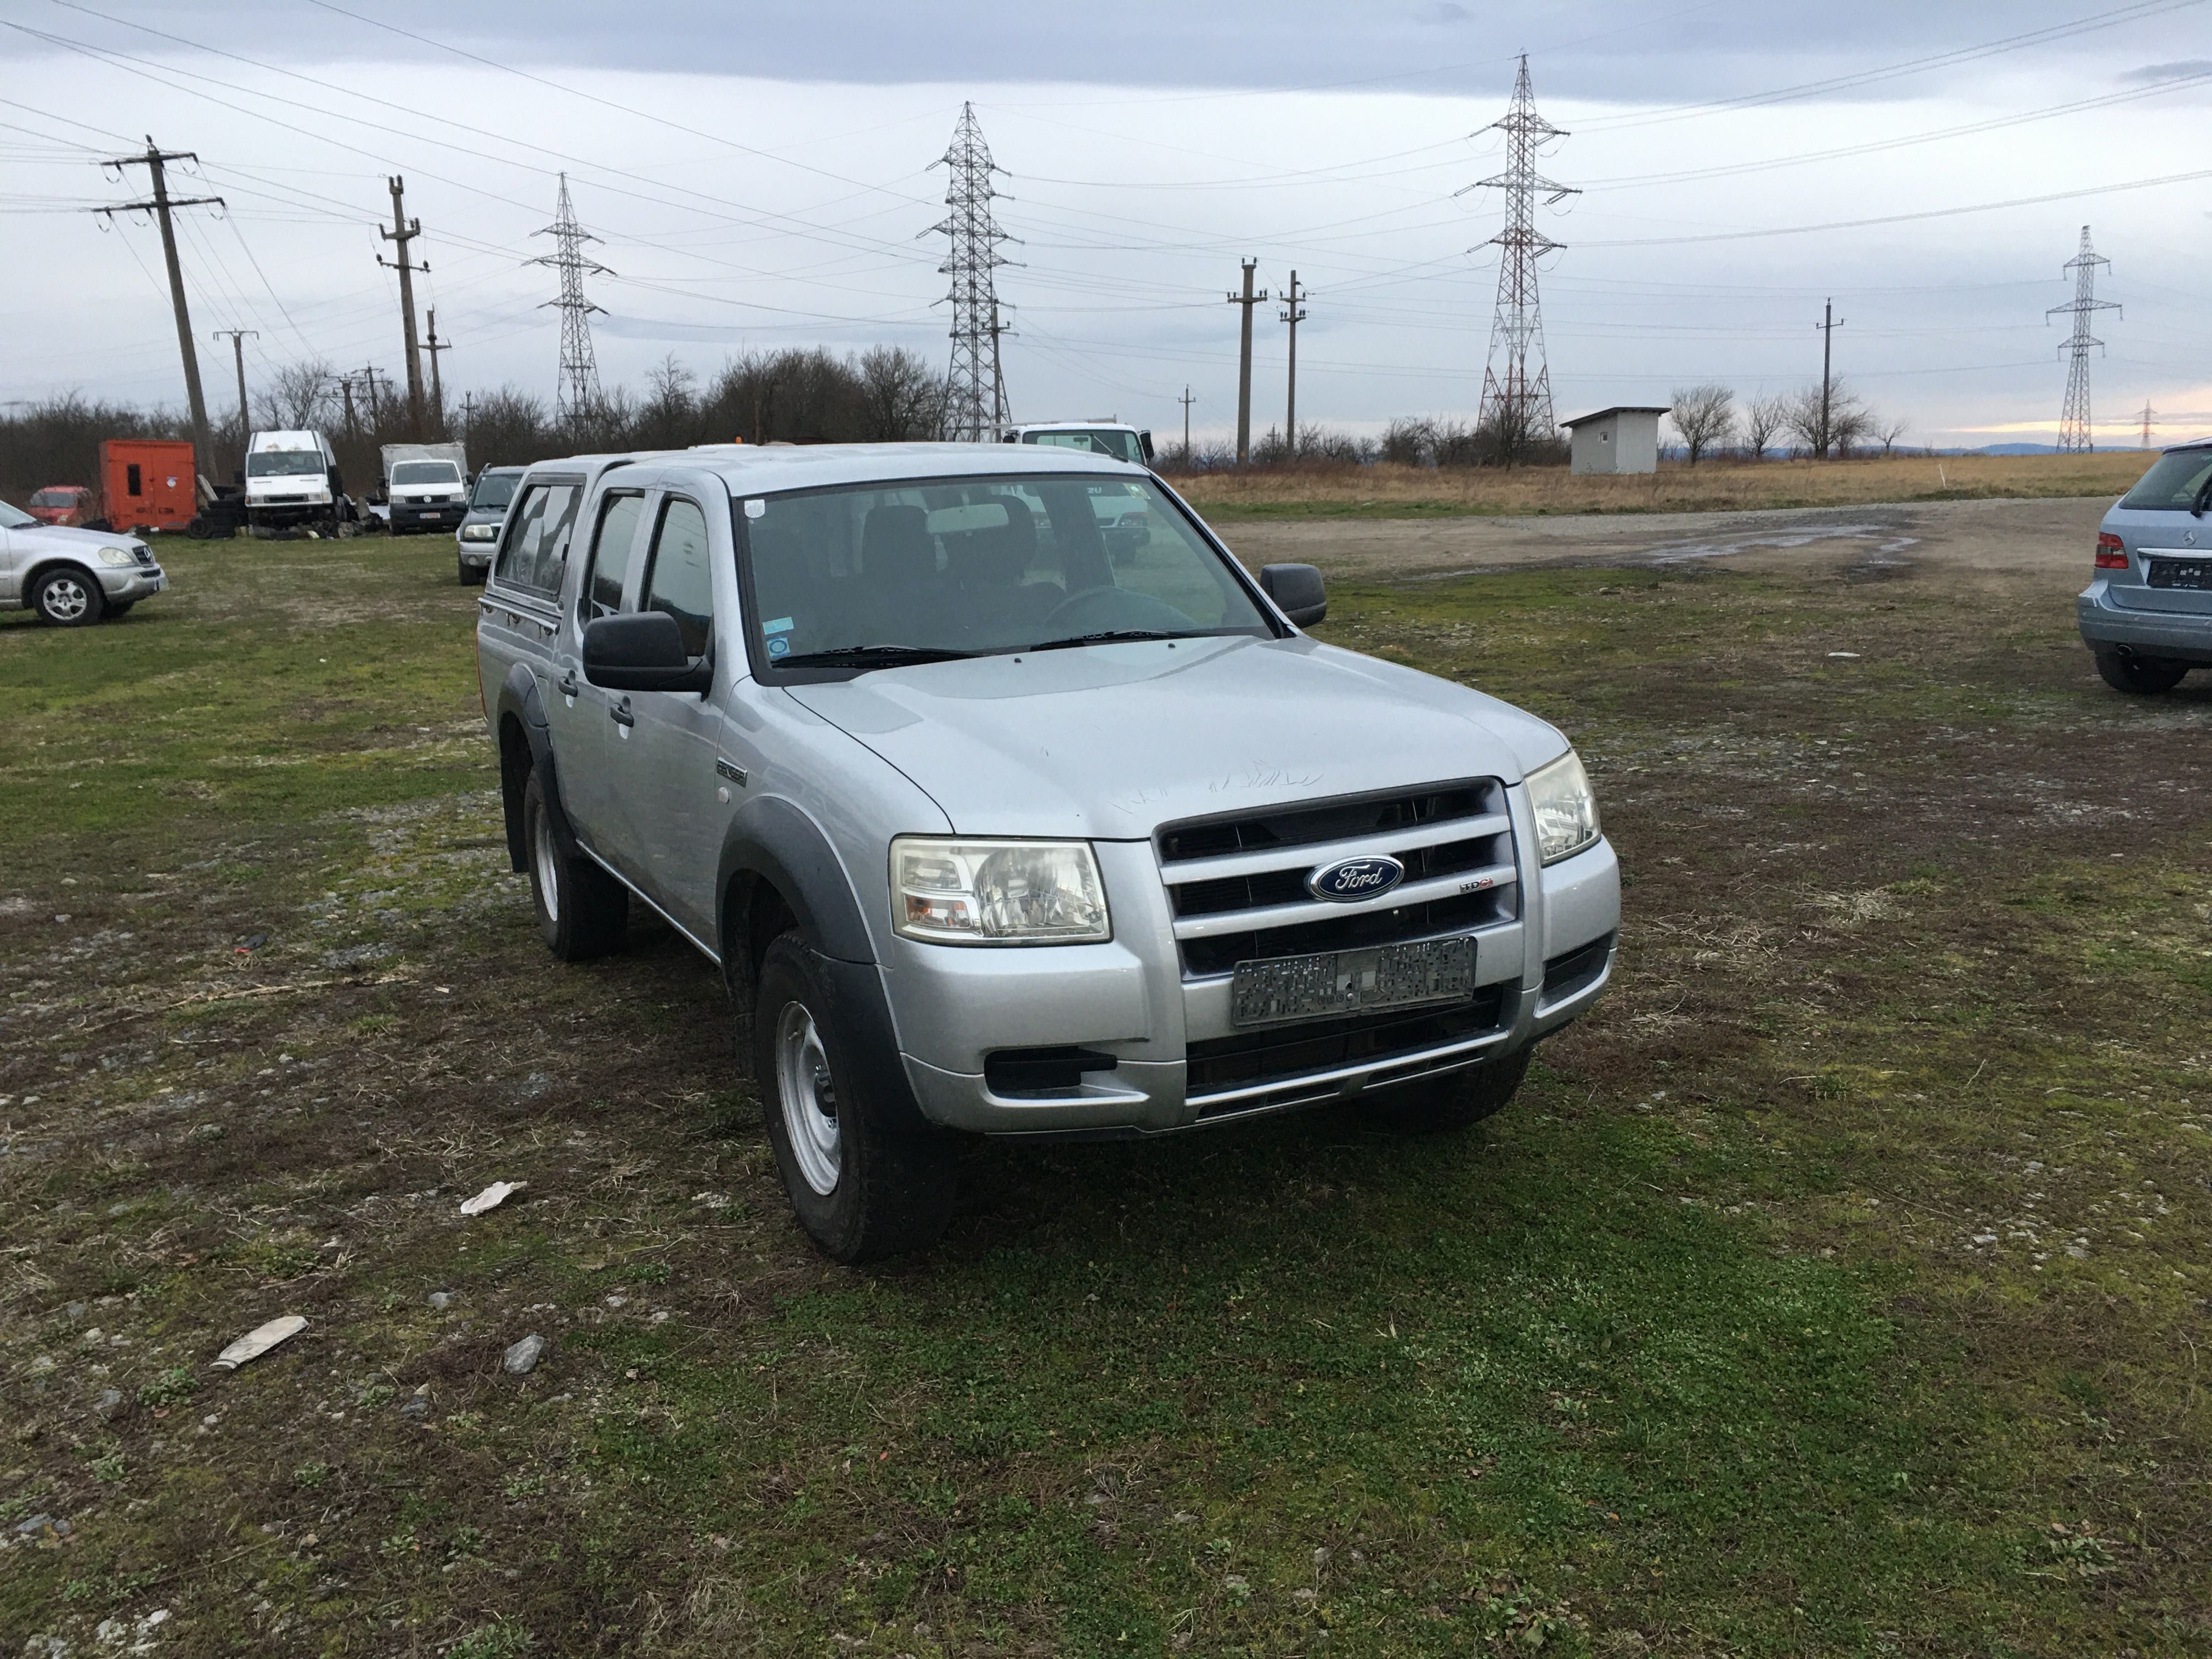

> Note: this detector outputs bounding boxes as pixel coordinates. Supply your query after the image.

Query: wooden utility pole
[461,390,476,436]
[377,176,428,431]
[422,308,451,427]
[94,139,224,478]
[1178,385,1195,460]
[339,373,359,442]
[1225,258,1268,467]
[211,328,257,476]
[1816,298,1846,458]
[1278,272,1308,458]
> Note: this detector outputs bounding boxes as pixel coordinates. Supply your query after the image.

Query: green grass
[2,532,2208,1656]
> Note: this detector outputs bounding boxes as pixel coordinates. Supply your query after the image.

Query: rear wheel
[1363,1046,1531,1135]
[2095,650,2189,695]
[523,769,628,960]
[30,568,104,628]
[754,930,956,1262]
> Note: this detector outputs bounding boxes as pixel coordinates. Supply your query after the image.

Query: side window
[585,493,646,622]
[495,481,581,597]
[642,498,714,658]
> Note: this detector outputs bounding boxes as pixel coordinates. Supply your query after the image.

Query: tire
[458,558,487,586]
[29,567,105,628]
[105,601,134,619]
[2095,650,2188,695]
[522,769,628,961]
[1363,1045,1532,1135]
[753,930,956,1263]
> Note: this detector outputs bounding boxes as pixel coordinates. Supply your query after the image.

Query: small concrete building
[1562,405,1670,476]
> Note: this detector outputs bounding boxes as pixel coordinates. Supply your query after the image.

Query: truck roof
[525,441,1146,496]
[251,430,325,449]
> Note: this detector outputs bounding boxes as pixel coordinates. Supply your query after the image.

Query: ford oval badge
[1307,854,1405,903]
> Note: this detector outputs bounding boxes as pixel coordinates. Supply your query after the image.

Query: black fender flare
[494,662,573,872]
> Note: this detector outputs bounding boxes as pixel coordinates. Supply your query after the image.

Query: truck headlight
[98,546,136,567]
[891,837,1110,944]
[1526,749,1601,865]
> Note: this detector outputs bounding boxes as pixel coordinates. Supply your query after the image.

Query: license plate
[1229,935,1475,1028]
[2148,558,2211,590]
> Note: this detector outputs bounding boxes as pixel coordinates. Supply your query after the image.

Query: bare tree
[1832,396,1875,459]
[1669,383,1735,465]
[1781,380,1872,459]
[853,345,946,441]
[1876,417,1910,458]
[262,360,334,431]
[1741,393,1786,460]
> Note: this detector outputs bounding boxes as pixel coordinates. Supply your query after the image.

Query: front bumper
[99,567,168,601]
[892,833,1621,1136]
[394,505,465,532]
[2078,585,2212,664]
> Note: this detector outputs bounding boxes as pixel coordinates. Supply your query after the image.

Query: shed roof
[1560,405,1672,427]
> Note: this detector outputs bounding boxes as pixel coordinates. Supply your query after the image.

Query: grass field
[1175,450,2156,521]
[3,533,2209,1657]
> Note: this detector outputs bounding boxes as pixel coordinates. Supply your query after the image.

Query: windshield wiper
[773,644,981,669]
[1020,629,1190,653]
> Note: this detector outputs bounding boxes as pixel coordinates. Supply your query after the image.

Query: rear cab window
[583,492,647,623]
[493,478,584,602]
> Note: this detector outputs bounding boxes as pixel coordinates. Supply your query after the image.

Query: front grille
[133,548,155,568]
[1187,988,1508,1102]
[1156,779,1517,979]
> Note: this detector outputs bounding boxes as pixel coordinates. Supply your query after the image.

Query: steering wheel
[1042,584,1192,634]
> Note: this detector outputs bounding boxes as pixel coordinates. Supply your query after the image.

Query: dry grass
[1175,449,2155,520]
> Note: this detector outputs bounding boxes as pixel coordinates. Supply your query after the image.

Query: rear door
[605,488,737,945]
[551,483,650,855]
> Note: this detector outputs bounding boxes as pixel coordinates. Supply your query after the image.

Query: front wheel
[522,769,628,960]
[30,568,104,627]
[2095,650,2189,695]
[754,931,956,1263]
[1363,1046,1531,1134]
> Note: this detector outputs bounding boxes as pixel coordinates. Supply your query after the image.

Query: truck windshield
[29,488,81,507]
[2118,448,2212,510]
[471,473,518,510]
[247,451,325,477]
[392,461,461,486]
[1022,429,1143,464]
[740,472,1273,674]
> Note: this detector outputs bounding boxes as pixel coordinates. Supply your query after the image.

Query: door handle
[610,697,634,728]
[557,670,578,698]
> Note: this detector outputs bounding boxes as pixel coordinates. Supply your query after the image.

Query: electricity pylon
[531,173,611,430]
[2048,224,2118,454]
[1469,55,1576,464]
[928,103,1018,442]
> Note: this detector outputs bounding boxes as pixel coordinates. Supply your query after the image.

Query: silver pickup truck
[475,443,1619,1261]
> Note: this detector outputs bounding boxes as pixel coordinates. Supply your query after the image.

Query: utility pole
[377,176,428,431]
[338,373,359,443]
[1815,300,1846,458]
[1471,57,1576,464]
[211,327,256,460]
[461,390,476,437]
[422,308,451,427]
[93,139,224,478]
[1226,258,1268,467]
[1279,272,1308,459]
[358,364,393,430]
[1178,385,1196,460]
[2049,225,2118,454]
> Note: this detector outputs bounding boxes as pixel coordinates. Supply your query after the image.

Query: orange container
[99,439,198,534]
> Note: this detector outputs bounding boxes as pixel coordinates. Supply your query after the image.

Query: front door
[608,492,736,946]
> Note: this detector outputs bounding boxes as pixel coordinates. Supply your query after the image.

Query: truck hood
[785,634,1568,840]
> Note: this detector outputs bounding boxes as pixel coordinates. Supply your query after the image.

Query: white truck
[380,442,470,537]
[244,430,348,536]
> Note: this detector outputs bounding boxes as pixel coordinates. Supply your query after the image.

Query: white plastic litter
[460,1181,525,1216]
[1826,651,1861,659]
[212,1314,307,1372]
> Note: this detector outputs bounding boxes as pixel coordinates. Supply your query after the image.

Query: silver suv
[2079,442,2212,692]
[474,443,1619,1260]
[0,497,167,626]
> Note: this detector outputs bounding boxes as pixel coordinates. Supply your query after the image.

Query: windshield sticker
[764,616,794,635]
[743,498,766,518]
[767,636,791,658]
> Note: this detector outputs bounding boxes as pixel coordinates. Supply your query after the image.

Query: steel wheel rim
[42,577,90,622]
[774,1001,841,1197]
[533,809,561,923]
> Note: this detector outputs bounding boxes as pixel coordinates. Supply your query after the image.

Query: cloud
[2119,59,2212,84]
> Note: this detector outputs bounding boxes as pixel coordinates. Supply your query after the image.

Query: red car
[26,484,94,526]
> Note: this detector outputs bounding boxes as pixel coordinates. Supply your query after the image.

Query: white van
[245,430,346,535]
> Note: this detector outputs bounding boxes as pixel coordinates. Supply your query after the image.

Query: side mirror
[1260,562,1327,628]
[1138,430,1156,465]
[583,611,712,693]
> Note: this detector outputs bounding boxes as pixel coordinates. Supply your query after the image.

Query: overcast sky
[4,0,2208,448]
